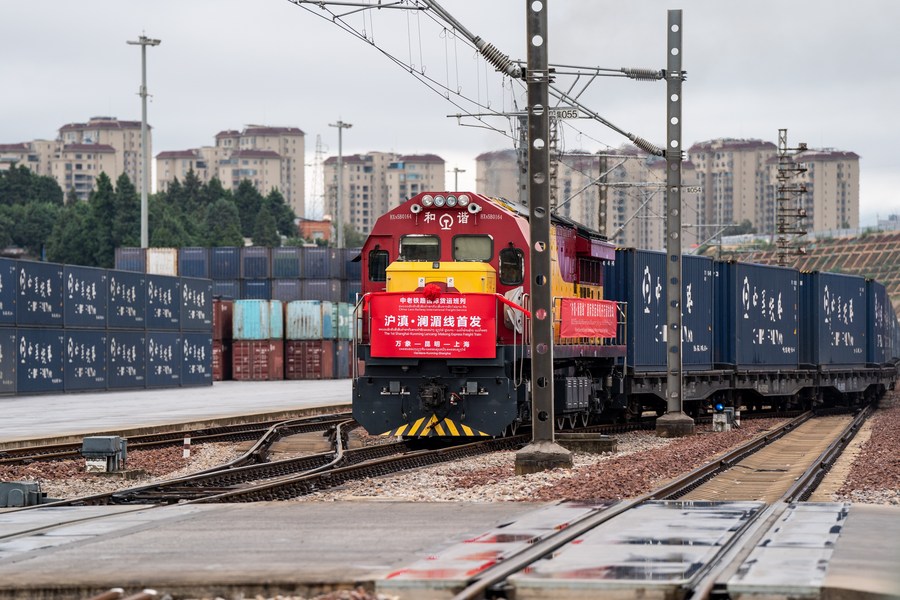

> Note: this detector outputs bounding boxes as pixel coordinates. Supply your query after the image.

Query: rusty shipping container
[212,339,232,381]
[285,340,333,380]
[232,339,284,381]
[212,300,233,341]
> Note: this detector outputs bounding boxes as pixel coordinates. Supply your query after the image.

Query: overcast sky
[2,1,898,225]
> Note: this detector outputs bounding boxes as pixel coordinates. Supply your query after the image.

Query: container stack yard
[116,246,362,304]
[0,257,213,397]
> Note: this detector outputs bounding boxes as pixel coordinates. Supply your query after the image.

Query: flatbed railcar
[351,191,899,438]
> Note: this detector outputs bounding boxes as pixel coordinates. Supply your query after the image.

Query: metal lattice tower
[309,134,326,219]
[775,128,808,266]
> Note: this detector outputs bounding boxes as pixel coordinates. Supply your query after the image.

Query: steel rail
[447,411,813,600]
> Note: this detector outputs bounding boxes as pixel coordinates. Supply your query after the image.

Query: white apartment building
[324,152,445,236]
[156,125,305,216]
[764,149,860,233]
[474,146,703,251]
[0,116,148,201]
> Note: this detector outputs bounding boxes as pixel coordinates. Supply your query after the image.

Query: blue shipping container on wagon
[605,249,714,371]
[0,258,17,325]
[271,247,302,278]
[64,329,108,391]
[866,279,895,366]
[147,331,182,387]
[108,270,146,329]
[182,332,213,386]
[180,277,213,331]
[64,265,108,329]
[799,272,867,368]
[146,274,180,330]
[241,247,271,279]
[114,247,146,273]
[178,247,210,279]
[715,261,799,369]
[0,329,16,394]
[17,328,65,393]
[210,247,241,280]
[108,331,146,389]
[17,261,64,327]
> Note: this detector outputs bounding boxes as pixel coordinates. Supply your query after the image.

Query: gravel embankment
[3,400,898,505]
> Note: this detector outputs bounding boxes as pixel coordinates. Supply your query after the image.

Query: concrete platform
[0,379,352,449]
[0,501,541,599]
[379,501,900,600]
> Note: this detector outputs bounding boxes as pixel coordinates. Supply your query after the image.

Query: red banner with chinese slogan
[559,298,618,338]
[369,292,497,358]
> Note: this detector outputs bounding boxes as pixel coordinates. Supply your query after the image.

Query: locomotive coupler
[419,381,448,412]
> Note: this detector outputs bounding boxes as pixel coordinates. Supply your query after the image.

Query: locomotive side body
[353,192,624,437]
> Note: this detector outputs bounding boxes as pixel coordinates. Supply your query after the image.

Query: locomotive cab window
[499,245,525,285]
[453,235,493,262]
[399,235,440,261]
[368,248,389,282]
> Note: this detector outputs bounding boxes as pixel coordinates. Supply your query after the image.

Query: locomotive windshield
[452,235,492,262]
[399,235,440,261]
[499,245,525,285]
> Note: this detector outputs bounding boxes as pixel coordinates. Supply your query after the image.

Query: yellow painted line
[434,423,446,436]
[461,424,474,436]
[445,419,460,436]
[407,417,425,437]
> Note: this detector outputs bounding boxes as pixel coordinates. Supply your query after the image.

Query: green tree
[0,165,63,206]
[234,180,263,237]
[341,222,366,248]
[87,173,117,267]
[112,173,140,249]
[149,199,193,247]
[263,189,297,237]
[204,198,244,247]
[46,201,95,265]
[252,203,280,247]
[12,202,62,257]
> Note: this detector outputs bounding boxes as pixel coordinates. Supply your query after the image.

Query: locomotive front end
[354,261,524,437]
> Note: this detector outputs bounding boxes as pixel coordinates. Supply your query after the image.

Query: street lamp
[449,166,466,191]
[329,120,352,248]
[126,34,161,249]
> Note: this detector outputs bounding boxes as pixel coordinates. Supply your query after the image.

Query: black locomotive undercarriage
[353,344,897,437]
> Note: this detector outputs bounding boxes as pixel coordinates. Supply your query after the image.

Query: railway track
[0,412,353,465]
[434,407,872,600]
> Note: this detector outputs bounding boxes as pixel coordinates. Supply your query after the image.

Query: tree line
[0,165,340,268]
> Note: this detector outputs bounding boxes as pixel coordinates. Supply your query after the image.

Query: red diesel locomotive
[352,191,627,437]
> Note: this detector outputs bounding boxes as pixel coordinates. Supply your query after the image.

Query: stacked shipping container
[116,246,363,305]
[0,258,212,396]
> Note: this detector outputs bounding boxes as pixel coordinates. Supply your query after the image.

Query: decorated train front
[352,191,626,438]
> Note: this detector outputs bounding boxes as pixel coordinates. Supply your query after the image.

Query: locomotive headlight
[445,195,458,207]
[457,194,470,207]
[434,195,446,207]
[421,194,434,207]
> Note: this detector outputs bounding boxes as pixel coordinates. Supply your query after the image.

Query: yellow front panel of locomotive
[386,262,497,293]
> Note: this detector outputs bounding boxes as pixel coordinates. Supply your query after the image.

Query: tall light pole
[329,120,352,248]
[449,166,466,191]
[127,34,160,249]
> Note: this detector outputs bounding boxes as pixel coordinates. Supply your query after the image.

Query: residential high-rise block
[324,152,445,238]
[157,125,305,217]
